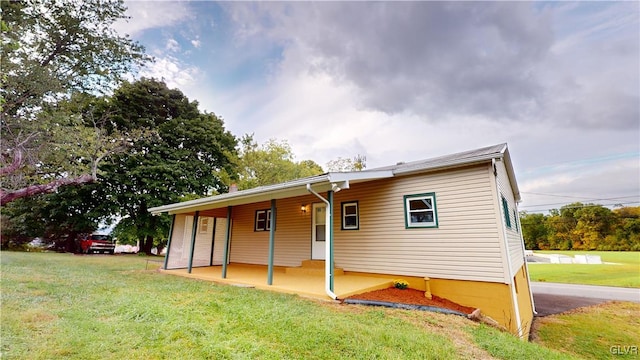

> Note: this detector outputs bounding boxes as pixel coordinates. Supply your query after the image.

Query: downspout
[163,214,176,270]
[493,158,523,338]
[306,184,338,300]
[188,211,199,274]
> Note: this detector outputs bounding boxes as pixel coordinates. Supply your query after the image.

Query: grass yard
[531,302,640,360]
[0,252,571,360]
[528,251,640,288]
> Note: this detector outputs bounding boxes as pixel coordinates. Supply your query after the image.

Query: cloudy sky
[113,1,639,213]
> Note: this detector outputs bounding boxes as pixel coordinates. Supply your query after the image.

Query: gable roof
[148,143,519,215]
[368,143,508,175]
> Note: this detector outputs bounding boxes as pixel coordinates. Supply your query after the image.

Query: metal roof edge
[391,152,502,176]
[148,174,330,215]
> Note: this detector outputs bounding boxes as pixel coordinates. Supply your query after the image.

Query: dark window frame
[254,209,272,232]
[341,201,359,230]
[404,193,438,229]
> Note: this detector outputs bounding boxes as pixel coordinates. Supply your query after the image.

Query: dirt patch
[345,287,476,314]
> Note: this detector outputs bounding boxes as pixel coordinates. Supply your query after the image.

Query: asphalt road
[531,282,640,316]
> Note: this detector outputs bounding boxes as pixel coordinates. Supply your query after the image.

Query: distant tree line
[520,203,640,251]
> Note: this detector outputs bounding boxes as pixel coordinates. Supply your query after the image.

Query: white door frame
[311,202,326,260]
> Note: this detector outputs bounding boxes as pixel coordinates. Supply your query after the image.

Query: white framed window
[255,209,272,231]
[404,193,438,228]
[199,217,210,234]
[341,201,359,230]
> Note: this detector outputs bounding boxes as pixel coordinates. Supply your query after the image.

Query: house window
[513,209,519,232]
[255,209,272,231]
[502,196,512,228]
[199,217,209,234]
[342,201,359,230]
[404,193,438,228]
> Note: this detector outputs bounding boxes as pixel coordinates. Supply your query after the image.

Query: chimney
[229,183,238,193]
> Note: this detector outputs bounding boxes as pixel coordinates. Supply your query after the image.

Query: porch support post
[163,214,176,270]
[222,206,232,279]
[187,211,199,274]
[327,190,335,292]
[267,199,276,285]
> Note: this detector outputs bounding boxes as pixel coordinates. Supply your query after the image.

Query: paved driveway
[531,282,640,316]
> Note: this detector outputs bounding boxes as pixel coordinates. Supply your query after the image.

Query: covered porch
[162,263,394,300]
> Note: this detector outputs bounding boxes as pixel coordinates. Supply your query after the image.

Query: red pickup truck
[79,234,115,254]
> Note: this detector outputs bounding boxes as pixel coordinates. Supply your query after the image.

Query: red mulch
[345,287,476,314]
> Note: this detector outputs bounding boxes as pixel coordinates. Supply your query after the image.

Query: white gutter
[306,183,338,300]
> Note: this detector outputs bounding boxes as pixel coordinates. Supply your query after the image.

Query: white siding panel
[333,165,508,283]
[192,216,213,267]
[167,215,191,269]
[495,160,525,272]
[211,218,227,265]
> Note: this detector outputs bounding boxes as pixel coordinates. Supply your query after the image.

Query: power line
[521,201,639,210]
[519,194,639,209]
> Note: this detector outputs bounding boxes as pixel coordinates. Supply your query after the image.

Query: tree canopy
[221,135,324,190]
[0,0,149,204]
[520,204,640,251]
[326,154,367,172]
[99,79,237,254]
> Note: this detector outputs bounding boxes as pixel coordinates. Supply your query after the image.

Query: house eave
[148,170,394,215]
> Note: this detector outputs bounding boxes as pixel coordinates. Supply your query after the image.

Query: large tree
[221,135,324,190]
[0,0,148,205]
[100,79,237,254]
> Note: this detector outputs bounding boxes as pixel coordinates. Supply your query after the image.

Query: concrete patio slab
[163,264,393,300]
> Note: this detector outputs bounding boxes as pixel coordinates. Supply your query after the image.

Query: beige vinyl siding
[495,160,525,272]
[333,164,507,283]
[228,195,317,267]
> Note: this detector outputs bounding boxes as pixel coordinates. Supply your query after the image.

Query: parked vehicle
[78,234,115,254]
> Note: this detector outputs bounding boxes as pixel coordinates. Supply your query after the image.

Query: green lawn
[532,302,640,360]
[528,251,640,288]
[1,252,571,359]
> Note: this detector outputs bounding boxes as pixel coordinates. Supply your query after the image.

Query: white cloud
[166,38,180,52]
[117,1,639,213]
[138,56,200,89]
[113,1,192,37]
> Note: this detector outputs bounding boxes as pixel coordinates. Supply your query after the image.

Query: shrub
[393,279,409,289]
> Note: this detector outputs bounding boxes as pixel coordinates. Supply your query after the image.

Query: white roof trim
[148,170,394,215]
[148,143,520,215]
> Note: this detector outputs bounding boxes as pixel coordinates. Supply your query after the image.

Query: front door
[311,203,326,260]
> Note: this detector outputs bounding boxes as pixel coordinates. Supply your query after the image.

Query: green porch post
[222,206,232,278]
[187,211,199,274]
[209,218,217,266]
[327,190,334,292]
[163,214,176,270]
[267,199,276,285]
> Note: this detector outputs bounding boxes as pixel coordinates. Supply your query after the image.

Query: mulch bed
[344,287,476,315]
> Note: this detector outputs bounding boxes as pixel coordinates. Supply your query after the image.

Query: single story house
[149,143,535,337]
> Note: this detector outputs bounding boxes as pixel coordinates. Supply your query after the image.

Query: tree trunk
[65,231,79,253]
[142,235,154,255]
